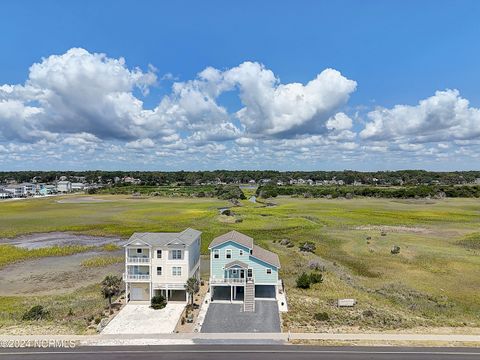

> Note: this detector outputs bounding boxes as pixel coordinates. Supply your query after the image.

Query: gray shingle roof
[209,230,281,269]
[251,245,281,268]
[208,230,254,249]
[125,228,201,247]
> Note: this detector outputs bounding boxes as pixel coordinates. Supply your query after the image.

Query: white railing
[127,257,150,263]
[123,273,151,281]
[210,278,245,285]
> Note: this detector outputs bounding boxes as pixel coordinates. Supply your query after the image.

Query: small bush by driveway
[102,303,185,334]
[201,301,280,333]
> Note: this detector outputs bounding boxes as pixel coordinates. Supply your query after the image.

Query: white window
[266,268,272,274]
[213,249,219,259]
[226,249,232,259]
[239,249,244,256]
[172,267,182,276]
[172,250,182,260]
[156,250,162,258]
[157,267,162,275]
[136,248,142,254]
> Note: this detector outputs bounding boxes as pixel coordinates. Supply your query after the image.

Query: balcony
[123,273,151,281]
[210,277,245,285]
[126,257,151,264]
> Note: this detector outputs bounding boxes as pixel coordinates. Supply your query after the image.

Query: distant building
[0,187,12,199]
[57,181,72,193]
[248,179,256,185]
[71,183,86,191]
[39,184,56,196]
[5,185,25,198]
[123,176,141,185]
[21,183,37,196]
[249,196,257,203]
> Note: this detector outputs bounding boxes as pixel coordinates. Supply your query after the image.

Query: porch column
[230,286,233,302]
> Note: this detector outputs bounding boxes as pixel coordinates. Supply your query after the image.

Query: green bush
[309,272,323,284]
[391,245,401,254]
[22,305,49,321]
[314,312,330,321]
[151,295,167,310]
[296,272,311,289]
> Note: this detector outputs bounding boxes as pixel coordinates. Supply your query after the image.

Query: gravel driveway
[201,301,280,333]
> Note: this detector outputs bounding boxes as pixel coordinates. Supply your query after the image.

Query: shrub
[363,309,374,317]
[22,305,49,321]
[314,312,329,321]
[309,272,323,284]
[296,272,311,289]
[151,295,167,310]
[391,245,401,254]
[299,242,316,253]
[308,260,325,271]
[457,233,480,250]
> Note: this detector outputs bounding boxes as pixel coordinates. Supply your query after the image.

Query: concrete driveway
[201,300,280,333]
[102,303,185,334]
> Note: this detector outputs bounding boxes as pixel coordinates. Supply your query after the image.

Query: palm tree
[101,275,122,308]
[185,277,200,307]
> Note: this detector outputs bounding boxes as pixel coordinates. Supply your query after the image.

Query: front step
[244,281,255,312]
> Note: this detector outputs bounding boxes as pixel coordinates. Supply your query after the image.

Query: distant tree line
[1,170,480,186]
[256,183,480,199]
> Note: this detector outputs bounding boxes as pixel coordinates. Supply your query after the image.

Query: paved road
[1,345,480,359]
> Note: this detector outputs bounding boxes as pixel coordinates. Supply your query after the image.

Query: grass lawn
[0,195,479,333]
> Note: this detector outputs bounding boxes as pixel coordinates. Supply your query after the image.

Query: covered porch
[210,260,248,302]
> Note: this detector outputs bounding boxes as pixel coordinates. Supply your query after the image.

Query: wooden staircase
[244,280,255,312]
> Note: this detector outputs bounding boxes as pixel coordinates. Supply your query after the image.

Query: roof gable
[208,230,253,249]
[123,237,151,247]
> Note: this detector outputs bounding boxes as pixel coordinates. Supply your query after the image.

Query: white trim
[123,238,151,248]
[208,239,252,251]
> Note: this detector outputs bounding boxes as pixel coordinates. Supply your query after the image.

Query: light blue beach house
[208,230,281,311]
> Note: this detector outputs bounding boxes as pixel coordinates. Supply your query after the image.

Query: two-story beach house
[208,230,281,312]
[123,228,201,302]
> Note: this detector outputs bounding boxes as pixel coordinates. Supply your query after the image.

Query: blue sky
[1,0,480,171]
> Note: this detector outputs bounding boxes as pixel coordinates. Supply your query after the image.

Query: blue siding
[210,240,278,285]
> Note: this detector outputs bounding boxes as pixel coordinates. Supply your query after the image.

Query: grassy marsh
[0,195,479,333]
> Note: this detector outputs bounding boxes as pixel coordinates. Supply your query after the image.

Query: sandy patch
[0,250,123,296]
[0,232,124,249]
[354,225,434,234]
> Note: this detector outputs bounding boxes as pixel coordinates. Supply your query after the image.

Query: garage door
[131,286,147,301]
[255,285,276,299]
